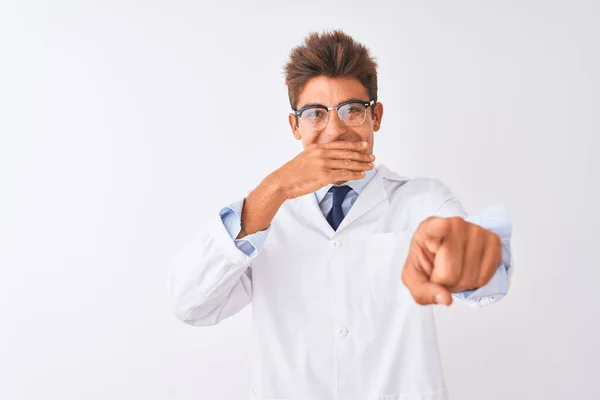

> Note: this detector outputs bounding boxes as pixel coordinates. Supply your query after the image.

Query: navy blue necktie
[326,185,352,231]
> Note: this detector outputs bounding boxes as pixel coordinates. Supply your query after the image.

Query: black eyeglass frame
[292,99,376,130]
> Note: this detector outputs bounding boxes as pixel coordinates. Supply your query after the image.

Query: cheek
[302,134,319,147]
[309,133,330,145]
[357,129,374,143]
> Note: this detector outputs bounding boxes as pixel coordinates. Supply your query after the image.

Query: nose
[323,109,347,139]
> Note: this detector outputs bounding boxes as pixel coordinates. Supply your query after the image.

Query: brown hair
[284,30,378,110]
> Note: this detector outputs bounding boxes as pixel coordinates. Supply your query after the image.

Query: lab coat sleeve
[435,197,513,307]
[167,199,269,326]
[221,198,271,257]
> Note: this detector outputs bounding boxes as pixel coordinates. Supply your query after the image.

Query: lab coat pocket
[365,231,412,303]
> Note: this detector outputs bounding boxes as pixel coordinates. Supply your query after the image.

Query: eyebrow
[297,98,368,110]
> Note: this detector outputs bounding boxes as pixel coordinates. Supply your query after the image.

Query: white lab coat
[168,164,508,400]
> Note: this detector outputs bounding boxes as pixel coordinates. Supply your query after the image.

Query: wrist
[262,172,288,204]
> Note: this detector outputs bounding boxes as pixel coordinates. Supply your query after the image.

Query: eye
[304,109,326,120]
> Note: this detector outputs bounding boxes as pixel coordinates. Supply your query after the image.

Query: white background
[1,1,598,399]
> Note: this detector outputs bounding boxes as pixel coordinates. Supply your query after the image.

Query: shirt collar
[314,166,379,204]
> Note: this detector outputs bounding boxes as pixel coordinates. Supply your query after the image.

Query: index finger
[402,259,453,306]
[321,141,369,152]
[414,217,451,255]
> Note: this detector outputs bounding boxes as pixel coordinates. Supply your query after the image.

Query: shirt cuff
[453,205,513,307]
[219,198,270,258]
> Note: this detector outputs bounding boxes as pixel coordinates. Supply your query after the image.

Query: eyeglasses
[293,99,375,133]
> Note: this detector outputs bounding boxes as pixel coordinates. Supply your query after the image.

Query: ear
[288,113,302,140]
[372,102,384,132]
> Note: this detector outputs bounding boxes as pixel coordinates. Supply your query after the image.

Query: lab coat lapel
[295,164,408,237]
[298,190,337,238]
[334,166,389,234]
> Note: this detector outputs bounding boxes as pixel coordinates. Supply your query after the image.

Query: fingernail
[362,141,368,147]
[435,294,444,304]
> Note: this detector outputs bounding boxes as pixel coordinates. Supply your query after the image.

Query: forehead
[297,76,370,108]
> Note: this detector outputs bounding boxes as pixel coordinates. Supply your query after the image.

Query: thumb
[402,261,453,306]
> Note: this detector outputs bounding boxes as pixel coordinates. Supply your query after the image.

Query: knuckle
[455,217,467,232]
[488,233,502,260]
[449,216,465,228]
[492,232,502,248]
[476,276,488,288]
[449,283,465,293]
[434,268,459,286]
[473,226,485,241]
[460,284,475,293]
[419,216,434,230]
[414,292,428,305]
[463,275,478,290]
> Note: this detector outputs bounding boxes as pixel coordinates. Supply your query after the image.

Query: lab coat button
[330,240,341,250]
[338,325,348,337]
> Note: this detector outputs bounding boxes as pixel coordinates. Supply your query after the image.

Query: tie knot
[330,185,352,207]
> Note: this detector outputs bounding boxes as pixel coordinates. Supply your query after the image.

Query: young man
[168,30,513,400]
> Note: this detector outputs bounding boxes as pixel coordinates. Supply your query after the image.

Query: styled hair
[284,30,378,110]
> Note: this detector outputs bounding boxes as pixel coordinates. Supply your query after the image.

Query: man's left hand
[401,216,502,306]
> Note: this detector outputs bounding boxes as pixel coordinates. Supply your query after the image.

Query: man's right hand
[238,141,374,238]
[270,141,375,200]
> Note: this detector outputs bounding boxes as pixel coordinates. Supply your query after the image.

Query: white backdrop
[1,1,599,399]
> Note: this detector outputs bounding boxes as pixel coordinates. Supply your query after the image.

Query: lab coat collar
[314,166,379,204]
[297,164,409,238]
